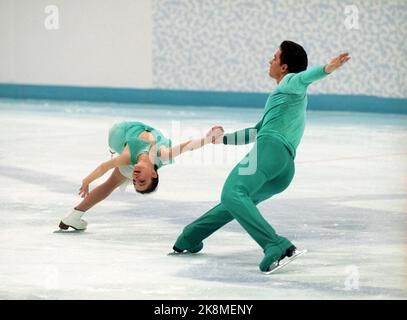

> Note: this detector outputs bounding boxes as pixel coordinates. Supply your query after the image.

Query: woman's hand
[167,126,225,159]
[78,182,89,198]
[206,126,224,144]
[324,53,351,73]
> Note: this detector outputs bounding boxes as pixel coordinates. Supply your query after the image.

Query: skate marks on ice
[0,164,78,194]
[0,169,406,298]
[0,161,404,241]
[171,246,407,299]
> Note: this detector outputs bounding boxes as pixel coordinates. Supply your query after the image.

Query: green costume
[108,121,174,179]
[174,66,329,271]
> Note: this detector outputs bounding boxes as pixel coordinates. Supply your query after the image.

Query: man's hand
[325,53,351,74]
[206,125,224,144]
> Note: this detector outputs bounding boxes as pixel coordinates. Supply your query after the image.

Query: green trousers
[175,135,296,263]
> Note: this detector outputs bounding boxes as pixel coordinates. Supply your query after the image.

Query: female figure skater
[58,121,224,231]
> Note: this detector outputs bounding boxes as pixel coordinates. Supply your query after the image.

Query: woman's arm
[158,126,224,161]
[79,150,130,198]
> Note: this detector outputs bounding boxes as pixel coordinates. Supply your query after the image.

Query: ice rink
[0,98,406,299]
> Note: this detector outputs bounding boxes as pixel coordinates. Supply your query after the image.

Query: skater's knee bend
[221,186,248,207]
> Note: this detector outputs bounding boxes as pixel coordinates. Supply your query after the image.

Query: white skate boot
[59,209,88,231]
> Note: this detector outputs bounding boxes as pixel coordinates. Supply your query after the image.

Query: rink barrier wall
[0,83,406,114]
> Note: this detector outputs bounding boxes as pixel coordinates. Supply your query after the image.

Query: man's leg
[251,163,295,205]
[174,136,293,251]
[173,203,234,252]
[173,144,269,252]
[173,174,289,252]
[249,162,296,271]
[220,136,295,270]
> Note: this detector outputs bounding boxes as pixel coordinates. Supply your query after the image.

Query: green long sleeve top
[223,65,329,159]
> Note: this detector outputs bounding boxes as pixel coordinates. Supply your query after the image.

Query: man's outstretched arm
[324,52,351,73]
[281,52,351,94]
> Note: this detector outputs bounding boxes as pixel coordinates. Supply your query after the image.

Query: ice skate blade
[168,251,187,256]
[263,249,307,275]
[53,229,86,234]
[167,251,200,256]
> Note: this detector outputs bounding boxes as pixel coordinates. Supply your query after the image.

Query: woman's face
[132,163,157,192]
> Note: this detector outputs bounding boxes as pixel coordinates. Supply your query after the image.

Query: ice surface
[0,98,406,299]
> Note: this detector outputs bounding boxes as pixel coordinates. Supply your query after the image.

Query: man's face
[268,48,286,79]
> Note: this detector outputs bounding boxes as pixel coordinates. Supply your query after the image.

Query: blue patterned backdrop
[152,0,407,98]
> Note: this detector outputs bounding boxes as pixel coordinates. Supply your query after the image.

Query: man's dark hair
[279,40,308,74]
[136,165,159,194]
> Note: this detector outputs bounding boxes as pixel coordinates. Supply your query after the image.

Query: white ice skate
[58,208,88,231]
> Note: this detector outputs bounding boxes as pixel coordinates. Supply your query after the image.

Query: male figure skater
[172,40,350,272]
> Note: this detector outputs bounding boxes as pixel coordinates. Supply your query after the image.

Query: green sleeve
[279,65,329,94]
[223,119,262,145]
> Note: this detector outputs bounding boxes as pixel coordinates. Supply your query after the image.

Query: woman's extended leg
[59,168,128,230]
[75,167,127,212]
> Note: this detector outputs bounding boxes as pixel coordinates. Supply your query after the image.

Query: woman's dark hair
[279,40,308,74]
[136,165,159,194]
